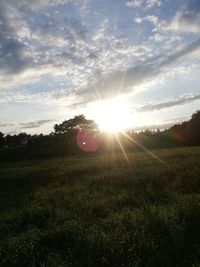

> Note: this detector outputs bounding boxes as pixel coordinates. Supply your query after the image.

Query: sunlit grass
[1,146,200,266]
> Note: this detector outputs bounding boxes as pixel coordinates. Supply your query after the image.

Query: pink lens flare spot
[76,130,98,152]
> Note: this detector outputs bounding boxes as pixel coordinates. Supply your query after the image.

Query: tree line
[0,111,200,161]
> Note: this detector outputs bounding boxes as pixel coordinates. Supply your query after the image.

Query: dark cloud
[138,93,200,112]
[19,119,55,129]
[1,0,200,109]
[0,2,33,75]
[0,0,86,78]
[157,38,200,68]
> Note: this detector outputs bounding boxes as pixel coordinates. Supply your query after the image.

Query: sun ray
[87,97,130,133]
[87,95,167,167]
[114,133,131,165]
[121,131,165,165]
[118,71,126,96]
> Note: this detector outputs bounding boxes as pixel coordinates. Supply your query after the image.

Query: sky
[0,0,200,134]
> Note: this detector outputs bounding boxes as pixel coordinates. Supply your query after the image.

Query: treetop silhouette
[54,115,98,134]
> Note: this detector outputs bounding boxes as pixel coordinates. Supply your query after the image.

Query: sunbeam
[121,131,165,165]
[87,97,131,133]
[114,133,131,165]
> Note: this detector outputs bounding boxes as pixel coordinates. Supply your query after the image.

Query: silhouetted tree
[54,115,97,134]
[0,132,4,150]
[0,111,200,161]
[188,110,200,145]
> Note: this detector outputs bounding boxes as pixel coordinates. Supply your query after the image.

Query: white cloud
[152,1,200,34]
[149,33,166,42]
[146,0,162,9]
[169,10,200,33]
[126,0,144,8]
[1,0,200,115]
[134,15,159,25]
[127,0,162,9]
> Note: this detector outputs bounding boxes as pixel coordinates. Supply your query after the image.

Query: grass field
[1,146,200,267]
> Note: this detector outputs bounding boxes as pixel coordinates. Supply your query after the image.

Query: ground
[1,147,200,267]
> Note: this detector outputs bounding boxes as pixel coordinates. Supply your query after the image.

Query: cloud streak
[19,119,56,129]
[1,0,200,134]
[138,93,200,112]
[79,38,200,102]
[169,0,200,33]
[133,115,191,131]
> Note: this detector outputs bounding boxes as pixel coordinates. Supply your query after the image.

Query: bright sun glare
[88,98,130,132]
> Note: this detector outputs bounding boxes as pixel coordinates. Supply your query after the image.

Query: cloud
[78,38,200,102]
[137,93,200,112]
[146,0,162,8]
[149,33,166,42]
[0,123,14,127]
[133,122,174,131]
[126,0,144,8]
[0,2,33,75]
[134,15,159,25]
[0,0,89,88]
[157,38,200,68]
[126,0,164,9]
[19,119,55,129]
[0,118,57,134]
[1,0,200,113]
[170,0,200,33]
[30,11,88,48]
[5,0,71,11]
[154,0,200,34]
[133,115,191,131]
[126,0,162,9]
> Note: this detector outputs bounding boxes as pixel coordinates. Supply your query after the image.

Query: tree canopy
[54,115,98,134]
[0,111,200,160]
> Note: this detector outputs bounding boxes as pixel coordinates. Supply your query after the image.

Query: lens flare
[76,130,98,152]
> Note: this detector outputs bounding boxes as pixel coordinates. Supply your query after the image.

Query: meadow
[1,146,200,267]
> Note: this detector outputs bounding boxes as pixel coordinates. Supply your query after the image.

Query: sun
[87,97,131,133]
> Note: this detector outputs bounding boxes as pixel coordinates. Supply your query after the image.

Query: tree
[188,110,200,145]
[0,132,4,150]
[54,115,98,134]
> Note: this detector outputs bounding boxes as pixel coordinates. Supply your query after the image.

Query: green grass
[1,147,200,267]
